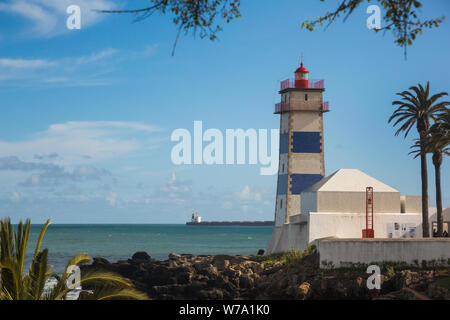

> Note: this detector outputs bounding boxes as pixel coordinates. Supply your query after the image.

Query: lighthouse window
[280,199,283,208]
[282,163,285,172]
[305,94,308,101]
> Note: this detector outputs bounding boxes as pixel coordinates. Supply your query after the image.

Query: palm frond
[0,260,20,300]
[389,82,449,145]
[32,219,51,262]
[15,219,31,277]
[93,288,148,300]
[26,249,52,300]
[1,217,147,300]
[52,270,140,300]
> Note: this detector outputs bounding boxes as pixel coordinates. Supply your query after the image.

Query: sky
[0,0,449,224]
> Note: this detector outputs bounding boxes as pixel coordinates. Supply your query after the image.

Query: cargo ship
[186,214,274,226]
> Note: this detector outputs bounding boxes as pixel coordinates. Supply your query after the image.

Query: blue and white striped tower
[274,61,329,226]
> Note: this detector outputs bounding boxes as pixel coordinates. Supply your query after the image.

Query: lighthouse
[266,61,446,263]
[274,61,329,227]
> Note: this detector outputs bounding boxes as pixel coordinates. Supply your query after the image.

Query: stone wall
[315,238,450,268]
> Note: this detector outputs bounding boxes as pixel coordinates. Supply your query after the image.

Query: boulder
[296,282,312,300]
[169,253,182,260]
[213,257,230,270]
[239,274,254,288]
[132,252,151,261]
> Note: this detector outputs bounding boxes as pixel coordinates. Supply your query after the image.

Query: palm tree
[389,82,449,237]
[411,109,450,237]
[0,218,148,300]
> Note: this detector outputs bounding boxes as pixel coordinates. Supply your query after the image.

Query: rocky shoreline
[81,251,450,300]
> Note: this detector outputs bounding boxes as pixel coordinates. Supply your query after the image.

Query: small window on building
[282,163,285,172]
[305,94,308,101]
[280,199,283,208]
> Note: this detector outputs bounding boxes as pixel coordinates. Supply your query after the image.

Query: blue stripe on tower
[290,174,323,195]
[291,132,321,153]
[277,174,288,195]
[279,133,289,154]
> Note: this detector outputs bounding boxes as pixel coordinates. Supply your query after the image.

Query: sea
[25,224,274,274]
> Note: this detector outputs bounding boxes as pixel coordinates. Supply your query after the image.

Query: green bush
[251,243,317,267]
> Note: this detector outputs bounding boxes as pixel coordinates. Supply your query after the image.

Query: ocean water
[25,224,274,274]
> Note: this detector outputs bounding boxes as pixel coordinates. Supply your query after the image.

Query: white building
[266,168,449,253]
[266,62,450,260]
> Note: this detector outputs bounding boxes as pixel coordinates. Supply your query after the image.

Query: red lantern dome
[295,61,309,88]
[295,62,309,74]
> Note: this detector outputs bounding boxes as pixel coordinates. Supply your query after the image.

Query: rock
[176,272,192,285]
[198,264,219,278]
[296,282,311,300]
[148,265,171,286]
[78,291,94,300]
[117,262,135,277]
[132,252,151,261]
[92,257,110,267]
[168,259,178,268]
[83,251,449,300]
[223,268,241,286]
[169,253,182,260]
[427,283,450,299]
[198,289,224,300]
[193,260,211,272]
[257,249,265,256]
[212,256,231,271]
[151,285,170,295]
[184,281,208,298]
[239,274,254,288]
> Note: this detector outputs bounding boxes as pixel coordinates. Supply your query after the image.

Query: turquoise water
[25,224,273,274]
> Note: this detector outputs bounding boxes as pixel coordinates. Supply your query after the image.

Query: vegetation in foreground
[79,247,450,300]
[251,244,318,267]
[0,218,148,300]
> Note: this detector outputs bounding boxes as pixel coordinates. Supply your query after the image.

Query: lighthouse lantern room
[295,62,309,88]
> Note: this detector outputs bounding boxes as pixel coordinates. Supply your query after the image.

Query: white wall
[308,212,422,243]
[317,191,401,214]
[316,238,450,268]
[401,195,422,213]
[266,223,309,254]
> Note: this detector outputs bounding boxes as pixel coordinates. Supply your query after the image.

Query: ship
[186,213,274,226]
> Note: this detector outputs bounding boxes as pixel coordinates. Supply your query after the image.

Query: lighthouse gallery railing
[274,101,329,114]
[280,79,325,91]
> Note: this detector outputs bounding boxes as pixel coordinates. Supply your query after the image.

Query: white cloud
[10,191,21,201]
[159,172,192,200]
[48,121,158,134]
[0,46,159,87]
[0,0,117,37]
[0,48,117,71]
[106,191,117,206]
[0,0,58,35]
[0,121,162,166]
[0,48,120,86]
[0,58,57,69]
[237,185,262,202]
